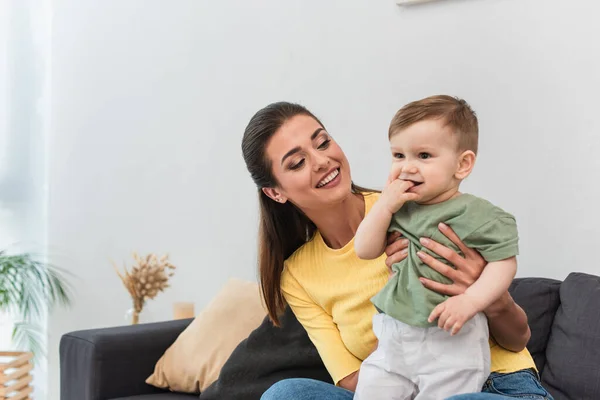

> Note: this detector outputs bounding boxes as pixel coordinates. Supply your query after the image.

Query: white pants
[354,312,490,400]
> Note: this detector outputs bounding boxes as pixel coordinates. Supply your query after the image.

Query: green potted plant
[0,250,73,360]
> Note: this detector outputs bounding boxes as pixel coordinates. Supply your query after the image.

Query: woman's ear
[262,187,288,204]
[455,150,476,180]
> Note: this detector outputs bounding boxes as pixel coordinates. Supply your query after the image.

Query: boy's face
[389,118,467,205]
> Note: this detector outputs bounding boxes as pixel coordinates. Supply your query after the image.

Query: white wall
[48,0,600,398]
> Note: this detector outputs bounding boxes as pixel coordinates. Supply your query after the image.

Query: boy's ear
[262,187,288,204]
[455,150,476,180]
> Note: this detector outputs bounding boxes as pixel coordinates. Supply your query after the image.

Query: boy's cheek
[389,163,403,178]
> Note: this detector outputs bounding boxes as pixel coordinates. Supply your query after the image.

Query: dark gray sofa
[60,272,600,400]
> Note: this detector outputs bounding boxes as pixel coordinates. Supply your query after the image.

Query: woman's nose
[312,152,330,171]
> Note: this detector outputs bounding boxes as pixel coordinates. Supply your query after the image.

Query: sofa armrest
[60,318,192,400]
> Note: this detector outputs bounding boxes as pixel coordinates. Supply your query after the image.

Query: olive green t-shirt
[371,193,519,328]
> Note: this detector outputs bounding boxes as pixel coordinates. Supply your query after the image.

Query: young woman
[241,102,551,399]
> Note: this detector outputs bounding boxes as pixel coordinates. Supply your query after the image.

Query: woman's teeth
[317,169,339,188]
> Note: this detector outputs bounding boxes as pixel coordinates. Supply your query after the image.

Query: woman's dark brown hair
[242,102,371,326]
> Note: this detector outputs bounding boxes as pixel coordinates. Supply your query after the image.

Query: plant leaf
[1,250,74,359]
[12,321,45,363]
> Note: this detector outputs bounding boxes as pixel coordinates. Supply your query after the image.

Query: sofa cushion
[199,306,331,400]
[509,277,562,372]
[541,272,600,400]
[146,279,266,394]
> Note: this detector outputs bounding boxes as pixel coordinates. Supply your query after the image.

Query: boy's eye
[318,139,331,150]
[419,153,431,159]
[289,159,305,170]
[393,153,405,159]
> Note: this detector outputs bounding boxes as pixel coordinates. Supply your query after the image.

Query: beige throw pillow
[146,278,267,393]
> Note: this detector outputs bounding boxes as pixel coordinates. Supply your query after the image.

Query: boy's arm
[355,201,394,259]
[429,257,517,335]
[464,256,517,311]
[355,179,417,260]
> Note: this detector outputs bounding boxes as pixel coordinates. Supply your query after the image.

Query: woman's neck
[304,193,365,249]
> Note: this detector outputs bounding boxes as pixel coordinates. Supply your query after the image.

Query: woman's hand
[384,232,409,278]
[416,222,486,295]
[384,223,486,288]
[416,222,530,351]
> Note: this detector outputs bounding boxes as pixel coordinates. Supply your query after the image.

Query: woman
[241,102,552,399]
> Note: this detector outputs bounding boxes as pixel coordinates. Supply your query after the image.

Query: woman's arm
[484,291,531,352]
[384,222,531,352]
[338,370,359,391]
[281,270,362,387]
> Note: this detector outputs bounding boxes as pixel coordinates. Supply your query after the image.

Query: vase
[125,308,141,325]
[124,307,153,324]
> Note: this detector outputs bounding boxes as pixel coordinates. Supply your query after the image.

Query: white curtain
[0,0,51,397]
[0,0,50,249]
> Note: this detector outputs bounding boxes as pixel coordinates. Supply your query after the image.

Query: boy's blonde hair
[389,95,479,154]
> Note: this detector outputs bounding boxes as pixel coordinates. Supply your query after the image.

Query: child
[354,95,518,399]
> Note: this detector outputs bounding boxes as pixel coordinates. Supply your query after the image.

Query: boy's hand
[428,294,484,335]
[380,178,418,214]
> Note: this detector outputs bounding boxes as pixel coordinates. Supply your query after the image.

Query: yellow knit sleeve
[281,267,362,385]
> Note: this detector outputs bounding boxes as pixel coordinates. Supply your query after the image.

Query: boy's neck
[419,186,462,205]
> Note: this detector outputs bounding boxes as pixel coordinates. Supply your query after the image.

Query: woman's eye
[394,153,405,159]
[289,159,305,170]
[318,139,331,149]
[419,153,431,159]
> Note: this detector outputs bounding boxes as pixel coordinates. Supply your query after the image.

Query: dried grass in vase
[113,252,176,324]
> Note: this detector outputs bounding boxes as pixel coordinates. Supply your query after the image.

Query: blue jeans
[260,369,553,399]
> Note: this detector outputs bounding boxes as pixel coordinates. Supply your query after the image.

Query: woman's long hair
[242,102,373,325]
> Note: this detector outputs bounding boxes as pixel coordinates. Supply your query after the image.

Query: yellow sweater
[281,192,535,385]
